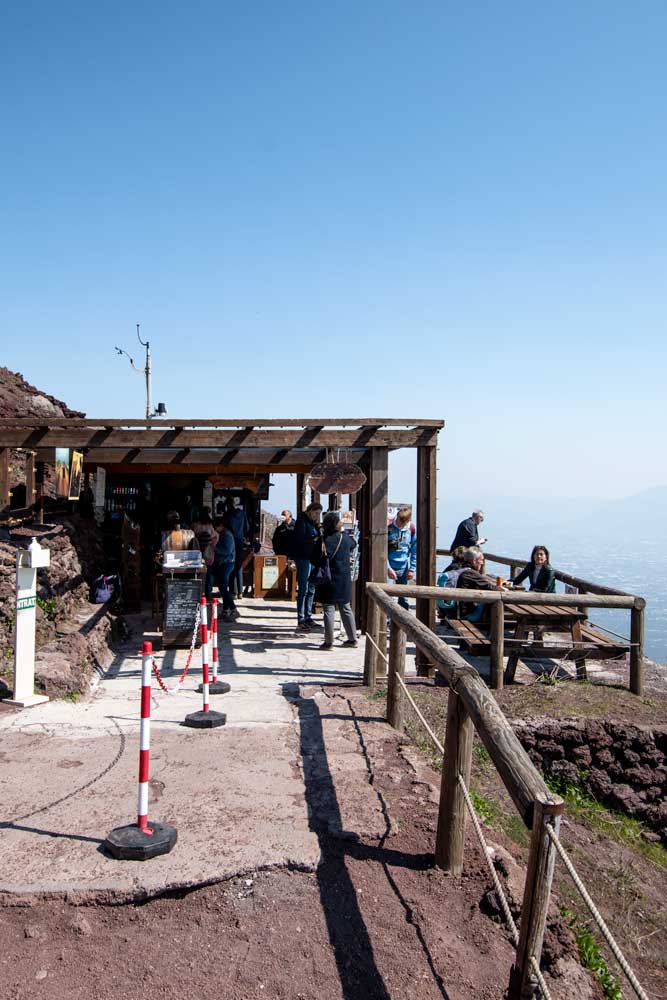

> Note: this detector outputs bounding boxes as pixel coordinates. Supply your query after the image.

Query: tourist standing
[292,502,323,630]
[387,505,417,609]
[272,509,296,557]
[223,497,249,599]
[212,517,238,617]
[451,509,487,551]
[193,511,218,600]
[313,512,358,649]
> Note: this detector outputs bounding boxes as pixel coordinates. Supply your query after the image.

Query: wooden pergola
[0,416,443,675]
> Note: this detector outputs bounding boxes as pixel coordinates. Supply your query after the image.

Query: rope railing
[545,827,649,1000]
[364,584,649,1000]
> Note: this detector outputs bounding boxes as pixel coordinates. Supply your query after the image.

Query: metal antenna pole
[137,324,151,420]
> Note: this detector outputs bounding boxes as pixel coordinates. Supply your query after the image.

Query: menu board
[163,578,202,646]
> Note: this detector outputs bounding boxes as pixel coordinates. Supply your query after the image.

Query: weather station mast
[114,324,167,419]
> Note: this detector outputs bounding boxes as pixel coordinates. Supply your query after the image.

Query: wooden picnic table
[504,601,588,682]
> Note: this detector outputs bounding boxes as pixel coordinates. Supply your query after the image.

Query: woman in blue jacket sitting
[511,545,556,593]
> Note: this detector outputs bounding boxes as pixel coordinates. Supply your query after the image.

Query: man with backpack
[387,504,417,610]
[272,509,296,557]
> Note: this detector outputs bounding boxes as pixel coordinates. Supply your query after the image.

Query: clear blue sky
[2,2,665,504]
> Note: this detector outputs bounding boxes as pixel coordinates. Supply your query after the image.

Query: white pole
[8,539,50,708]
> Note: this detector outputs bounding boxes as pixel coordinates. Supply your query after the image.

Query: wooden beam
[3,427,439,449]
[296,474,305,517]
[630,606,644,696]
[0,448,9,509]
[415,445,437,676]
[73,447,367,467]
[0,417,445,429]
[25,452,36,507]
[363,447,388,682]
[386,620,407,730]
[81,462,316,476]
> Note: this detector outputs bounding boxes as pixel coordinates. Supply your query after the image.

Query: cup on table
[496,576,504,586]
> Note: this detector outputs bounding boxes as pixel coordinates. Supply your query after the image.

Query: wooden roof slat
[4,428,438,449]
[0,417,445,429]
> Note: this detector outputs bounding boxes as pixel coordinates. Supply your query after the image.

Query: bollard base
[198,680,231,695]
[103,821,178,861]
[183,709,226,728]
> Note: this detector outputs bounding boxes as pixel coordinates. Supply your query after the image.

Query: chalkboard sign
[163,577,202,646]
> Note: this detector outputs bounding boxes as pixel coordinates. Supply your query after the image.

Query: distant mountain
[565,486,667,543]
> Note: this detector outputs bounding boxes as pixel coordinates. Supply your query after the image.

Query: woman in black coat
[511,545,556,592]
[311,512,358,650]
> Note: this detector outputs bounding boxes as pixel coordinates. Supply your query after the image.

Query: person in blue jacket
[387,505,417,609]
[291,502,323,629]
[212,517,238,618]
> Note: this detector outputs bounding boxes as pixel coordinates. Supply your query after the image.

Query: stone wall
[512,717,667,843]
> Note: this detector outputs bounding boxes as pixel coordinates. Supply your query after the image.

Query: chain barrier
[150,603,201,696]
[545,826,649,1000]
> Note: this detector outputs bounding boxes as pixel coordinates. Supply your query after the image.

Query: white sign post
[8,538,50,708]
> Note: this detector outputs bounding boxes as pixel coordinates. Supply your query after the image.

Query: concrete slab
[0,600,413,900]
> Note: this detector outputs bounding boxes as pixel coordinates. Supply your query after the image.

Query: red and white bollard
[186,598,226,728]
[103,640,178,860]
[137,639,152,830]
[201,597,231,696]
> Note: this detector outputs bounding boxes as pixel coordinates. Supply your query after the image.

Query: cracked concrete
[0,600,418,900]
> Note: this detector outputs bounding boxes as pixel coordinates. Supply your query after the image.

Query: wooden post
[490,600,504,690]
[363,596,379,688]
[435,688,474,874]
[511,798,563,999]
[630,604,644,696]
[357,457,371,632]
[25,452,36,508]
[416,445,437,677]
[35,461,45,524]
[387,620,407,730]
[367,447,388,679]
[0,448,9,510]
[296,474,305,517]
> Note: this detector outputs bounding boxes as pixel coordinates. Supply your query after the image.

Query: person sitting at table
[436,546,467,618]
[511,545,556,593]
[457,547,505,622]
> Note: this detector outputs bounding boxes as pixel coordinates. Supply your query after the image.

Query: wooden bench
[578,624,630,660]
[445,617,491,655]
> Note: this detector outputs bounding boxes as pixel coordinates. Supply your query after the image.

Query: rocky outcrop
[512,717,667,843]
[0,367,84,420]
[0,516,113,697]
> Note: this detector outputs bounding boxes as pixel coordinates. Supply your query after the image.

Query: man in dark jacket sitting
[451,509,487,551]
[456,547,504,621]
[292,502,323,630]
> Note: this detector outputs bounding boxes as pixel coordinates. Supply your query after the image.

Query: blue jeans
[295,558,315,623]
[394,568,412,610]
[214,561,236,611]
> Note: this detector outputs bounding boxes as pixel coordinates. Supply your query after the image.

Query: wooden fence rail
[374,582,645,695]
[365,582,564,999]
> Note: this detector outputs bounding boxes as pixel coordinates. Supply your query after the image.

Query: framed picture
[55,448,70,499]
[68,450,84,500]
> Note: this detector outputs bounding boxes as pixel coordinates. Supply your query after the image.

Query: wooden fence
[375,572,645,695]
[364,582,563,998]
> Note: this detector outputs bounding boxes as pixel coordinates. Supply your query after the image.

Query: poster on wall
[55,448,70,498]
[94,467,106,507]
[68,451,84,500]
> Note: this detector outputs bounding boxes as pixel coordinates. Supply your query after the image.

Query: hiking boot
[319,643,333,650]
[304,618,322,630]
[342,639,358,647]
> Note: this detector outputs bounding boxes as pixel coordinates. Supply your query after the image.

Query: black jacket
[456,567,499,618]
[451,517,479,551]
[291,512,321,560]
[272,520,295,557]
[312,531,356,604]
[512,563,556,593]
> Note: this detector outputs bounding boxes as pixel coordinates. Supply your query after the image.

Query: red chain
[150,643,197,695]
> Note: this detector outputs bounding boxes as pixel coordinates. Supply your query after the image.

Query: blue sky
[2,2,666,508]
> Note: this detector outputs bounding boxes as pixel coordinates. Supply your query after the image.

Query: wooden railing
[364,582,563,998]
[395,569,646,695]
[437,547,637,598]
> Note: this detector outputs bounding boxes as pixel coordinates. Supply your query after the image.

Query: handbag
[309,534,342,586]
